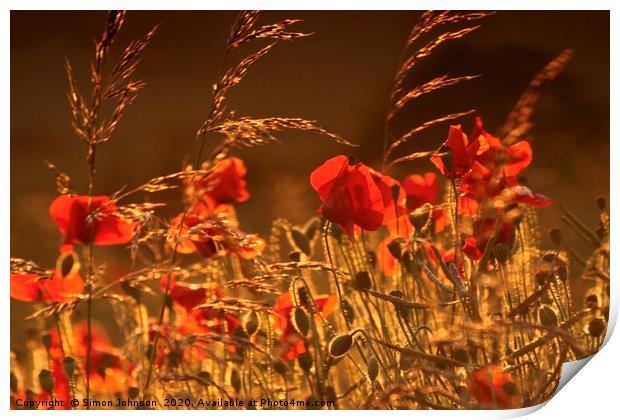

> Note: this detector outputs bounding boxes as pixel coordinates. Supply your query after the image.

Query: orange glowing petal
[377,236,398,276]
[10,273,42,302]
[236,234,266,259]
[504,141,533,177]
[317,295,338,318]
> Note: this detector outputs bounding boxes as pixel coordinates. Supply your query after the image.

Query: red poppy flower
[49,195,136,252]
[168,209,265,259]
[190,157,249,207]
[310,155,384,240]
[460,162,552,210]
[403,172,450,232]
[430,125,484,179]
[370,169,413,238]
[462,217,515,260]
[42,322,127,401]
[10,253,84,302]
[159,274,207,312]
[471,117,532,177]
[273,291,337,361]
[467,365,519,408]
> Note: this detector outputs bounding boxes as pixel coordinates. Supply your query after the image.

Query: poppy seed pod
[329,333,354,358]
[367,356,379,382]
[538,305,558,328]
[63,356,76,377]
[298,351,313,372]
[410,210,430,232]
[292,307,310,337]
[291,228,311,255]
[387,237,405,260]
[353,271,372,290]
[38,369,54,395]
[587,318,606,338]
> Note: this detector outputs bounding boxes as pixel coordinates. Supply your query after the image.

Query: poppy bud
[538,305,558,328]
[291,228,311,255]
[298,351,313,372]
[243,310,260,336]
[367,356,379,382]
[587,318,606,338]
[387,238,405,260]
[304,217,321,241]
[230,368,241,393]
[292,307,310,337]
[63,356,76,377]
[353,271,371,290]
[596,196,607,211]
[548,228,562,246]
[288,251,301,262]
[329,333,353,358]
[38,369,54,395]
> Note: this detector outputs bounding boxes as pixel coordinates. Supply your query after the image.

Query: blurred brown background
[11,11,609,346]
